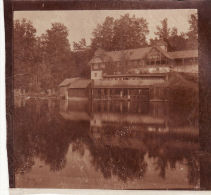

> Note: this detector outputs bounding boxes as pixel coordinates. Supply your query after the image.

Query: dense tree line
[13,13,198,93]
[150,14,198,51]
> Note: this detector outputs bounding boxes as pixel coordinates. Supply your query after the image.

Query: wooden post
[120,89,123,98]
[120,102,123,112]
[101,88,103,99]
[65,89,68,100]
[160,52,161,65]
[127,101,130,111]
[108,88,110,99]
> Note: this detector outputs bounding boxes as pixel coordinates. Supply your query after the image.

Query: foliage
[73,38,87,51]
[41,23,74,89]
[91,14,149,51]
[155,18,171,42]
[186,13,198,49]
[153,16,198,51]
[13,13,198,93]
[13,19,37,90]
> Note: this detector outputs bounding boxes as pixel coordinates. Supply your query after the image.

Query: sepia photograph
[11,8,201,190]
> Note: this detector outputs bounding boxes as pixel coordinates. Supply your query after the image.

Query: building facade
[89,44,198,81]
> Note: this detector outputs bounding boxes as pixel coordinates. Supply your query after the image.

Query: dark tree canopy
[13,19,37,90]
[153,17,198,51]
[73,38,87,51]
[91,14,149,51]
[13,13,198,93]
[42,23,73,88]
[186,13,198,49]
[154,18,171,42]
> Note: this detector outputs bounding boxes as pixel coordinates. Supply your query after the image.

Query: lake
[13,98,199,189]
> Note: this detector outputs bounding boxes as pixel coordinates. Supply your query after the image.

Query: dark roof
[59,78,91,88]
[89,47,198,64]
[68,79,91,89]
[93,79,167,88]
[59,77,80,87]
[89,46,174,64]
[168,50,198,59]
[103,73,166,78]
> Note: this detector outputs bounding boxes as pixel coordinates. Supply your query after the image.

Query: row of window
[175,57,198,65]
[104,77,165,81]
[91,59,170,70]
[91,57,198,71]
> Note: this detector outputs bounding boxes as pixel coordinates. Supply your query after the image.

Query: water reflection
[14,98,200,189]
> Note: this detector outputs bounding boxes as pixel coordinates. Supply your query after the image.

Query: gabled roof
[168,50,198,59]
[59,77,80,87]
[68,79,91,89]
[93,79,167,88]
[89,46,174,64]
[89,47,198,64]
[154,46,173,59]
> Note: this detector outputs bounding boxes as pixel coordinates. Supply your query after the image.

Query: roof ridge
[105,46,152,53]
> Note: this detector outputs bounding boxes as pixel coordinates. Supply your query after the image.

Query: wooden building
[89,42,198,80]
[59,78,91,100]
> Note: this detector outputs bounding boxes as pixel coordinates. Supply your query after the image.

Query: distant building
[89,43,198,80]
[59,78,91,100]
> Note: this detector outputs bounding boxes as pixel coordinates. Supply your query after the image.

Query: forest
[13,13,198,93]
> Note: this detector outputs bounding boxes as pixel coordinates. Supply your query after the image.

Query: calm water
[14,97,199,189]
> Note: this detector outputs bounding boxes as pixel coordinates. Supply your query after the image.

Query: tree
[168,29,188,51]
[186,13,198,49]
[73,38,87,51]
[72,48,94,79]
[154,19,188,51]
[13,19,37,91]
[91,14,149,51]
[91,16,115,50]
[155,18,171,42]
[41,23,75,88]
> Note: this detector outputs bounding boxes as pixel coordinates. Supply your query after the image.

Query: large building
[89,42,198,80]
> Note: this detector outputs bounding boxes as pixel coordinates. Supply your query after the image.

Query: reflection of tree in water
[14,100,199,186]
[14,100,91,173]
[88,144,147,182]
[142,130,199,184]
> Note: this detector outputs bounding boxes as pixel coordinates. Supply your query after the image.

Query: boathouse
[59,78,91,100]
[88,41,198,101]
[92,76,168,101]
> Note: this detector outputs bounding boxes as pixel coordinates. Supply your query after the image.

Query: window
[94,73,97,77]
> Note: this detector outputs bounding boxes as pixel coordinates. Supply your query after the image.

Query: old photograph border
[3,0,211,192]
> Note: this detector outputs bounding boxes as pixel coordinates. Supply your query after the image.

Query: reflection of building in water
[90,101,169,143]
[15,99,199,188]
[14,96,27,108]
[59,100,198,150]
[59,100,91,121]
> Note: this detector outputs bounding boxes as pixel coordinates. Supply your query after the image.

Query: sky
[14,9,197,48]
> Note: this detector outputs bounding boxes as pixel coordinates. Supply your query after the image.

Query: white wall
[91,70,103,80]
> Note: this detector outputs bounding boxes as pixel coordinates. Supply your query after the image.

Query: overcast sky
[14,9,197,48]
